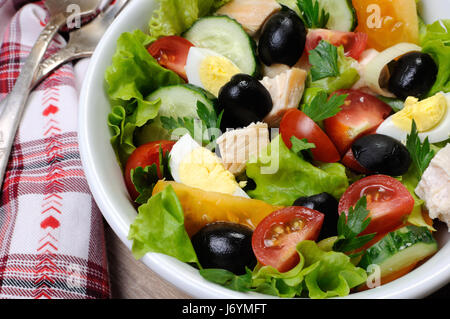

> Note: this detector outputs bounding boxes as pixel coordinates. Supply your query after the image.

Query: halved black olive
[293,193,338,240]
[388,52,438,99]
[218,74,273,130]
[352,134,411,176]
[258,8,307,66]
[191,222,256,275]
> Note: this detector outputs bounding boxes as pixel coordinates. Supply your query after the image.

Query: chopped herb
[130,146,171,205]
[309,40,340,81]
[333,197,376,253]
[406,120,436,179]
[290,136,316,160]
[296,0,329,29]
[290,137,316,153]
[161,101,223,146]
[303,91,348,122]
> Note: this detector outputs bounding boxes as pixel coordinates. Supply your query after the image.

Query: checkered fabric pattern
[0,0,110,299]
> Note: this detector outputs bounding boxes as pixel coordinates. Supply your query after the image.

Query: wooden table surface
[105,223,191,299]
[104,222,449,299]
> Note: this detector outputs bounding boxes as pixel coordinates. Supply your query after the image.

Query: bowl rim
[78,0,450,299]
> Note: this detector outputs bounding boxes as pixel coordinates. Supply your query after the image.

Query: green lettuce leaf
[246,135,349,206]
[398,169,436,232]
[128,185,199,265]
[297,241,367,299]
[420,20,450,96]
[307,46,360,94]
[251,255,308,298]
[148,0,231,38]
[200,241,367,299]
[105,30,183,166]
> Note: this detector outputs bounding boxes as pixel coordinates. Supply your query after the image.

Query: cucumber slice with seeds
[359,226,438,278]
[135,85,215,144]
[319,0,357,31]
[183,16,259,76]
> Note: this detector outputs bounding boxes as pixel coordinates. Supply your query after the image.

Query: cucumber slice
[359,226,438,278]
[183,16,259,76]
[319,0,357,31]
[135,85,215,144]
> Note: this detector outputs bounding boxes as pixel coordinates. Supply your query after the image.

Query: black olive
[388,52,438,99]
[352,134,411,176]
[258,8,307,66]
[191,222,256,275]
[293,193,338,240]
[218,74,273,129]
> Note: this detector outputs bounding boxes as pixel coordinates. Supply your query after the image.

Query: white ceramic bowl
[79,0,450,298]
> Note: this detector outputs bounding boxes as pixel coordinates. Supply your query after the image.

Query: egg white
[169,134,249,198]
[376,93,450,143]
[184,47,240,95]
[169,134,202,183]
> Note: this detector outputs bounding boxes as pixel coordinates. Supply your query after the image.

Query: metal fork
[0,0,102,186]
[33,0,130,88]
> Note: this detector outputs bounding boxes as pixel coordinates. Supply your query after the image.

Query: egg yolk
[391,93,447,132]
[200,56,241,97]
[179,147,239,195]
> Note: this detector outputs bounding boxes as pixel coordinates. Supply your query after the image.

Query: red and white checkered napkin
[0,1,110,299]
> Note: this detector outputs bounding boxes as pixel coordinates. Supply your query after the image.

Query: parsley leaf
[303,91,348,122]
[309,40,340,81]
[290,136,316,153]
[290,136,316,160]
[161,101,223,145]
[296,0,329,29]
[130,146,171,205]
[406,120,436,180]
[333,197,376,253]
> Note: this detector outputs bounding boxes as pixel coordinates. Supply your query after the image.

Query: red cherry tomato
[280,109,341,163]
[339,175,415,235]
[252,206,324,272]
[148,36,194,81]
[305,29,368,60]
[323,90,392,155]
[124,141,176,200]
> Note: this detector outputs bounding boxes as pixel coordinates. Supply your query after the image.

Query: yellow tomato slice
[352,0,419,51]
[152,181,282,237]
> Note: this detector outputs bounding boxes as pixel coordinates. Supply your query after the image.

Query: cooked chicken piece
[216,0,281,36]
[262,54,310,78]
[262,63,291,78]
[217,122,270,176]
[261,68,307,127]
[416,144,450,231]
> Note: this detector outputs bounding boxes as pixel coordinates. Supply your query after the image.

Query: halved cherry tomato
[124,140,176,200]
[148,36,194,81]
[305,29,368,60]
[252,206,324,272]
[323,90,392,155]
[280,109,340,163]
[339,175,415,235]
[341,148,372,174]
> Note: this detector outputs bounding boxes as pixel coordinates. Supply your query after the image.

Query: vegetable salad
[105,0,450,298]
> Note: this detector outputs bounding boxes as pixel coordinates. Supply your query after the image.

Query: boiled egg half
[169,134,249,198]
[376,92,450,143]
[185,47,241,97]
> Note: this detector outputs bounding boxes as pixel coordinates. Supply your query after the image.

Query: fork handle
[0,13,66,187]
[33,47,93,87]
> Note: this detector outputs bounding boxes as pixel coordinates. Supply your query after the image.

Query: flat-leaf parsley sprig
[333,197,376,254]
